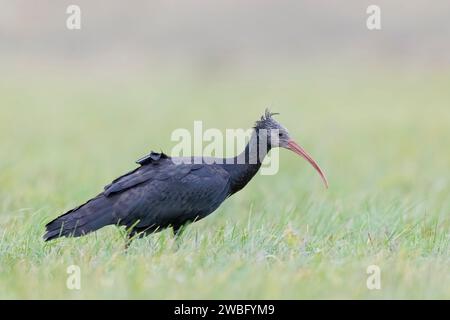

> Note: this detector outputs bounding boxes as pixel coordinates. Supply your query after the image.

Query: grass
[0,65,449,299]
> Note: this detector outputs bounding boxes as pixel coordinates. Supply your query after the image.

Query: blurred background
[0,0,450,299]
[1,0,450,69]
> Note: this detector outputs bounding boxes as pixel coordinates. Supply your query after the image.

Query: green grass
[0,66,449,299]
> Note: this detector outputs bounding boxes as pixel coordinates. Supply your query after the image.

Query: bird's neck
[223,130,271,194]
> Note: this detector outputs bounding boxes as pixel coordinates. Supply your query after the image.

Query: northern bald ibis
[44,110,327,242]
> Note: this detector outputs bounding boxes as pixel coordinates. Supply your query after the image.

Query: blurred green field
[0,66,449,299]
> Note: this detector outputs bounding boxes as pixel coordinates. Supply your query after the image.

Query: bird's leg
[171,224,187,250]
[122,220,142,251]
[124,231,137,251]
[173,224,185,239]
[173,225,180,237]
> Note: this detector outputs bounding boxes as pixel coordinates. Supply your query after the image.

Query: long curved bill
[287,140,329,188]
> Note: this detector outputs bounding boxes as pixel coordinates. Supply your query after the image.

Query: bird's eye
[278,133,283,137]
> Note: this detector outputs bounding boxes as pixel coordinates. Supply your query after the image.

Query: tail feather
[44,194,114,241]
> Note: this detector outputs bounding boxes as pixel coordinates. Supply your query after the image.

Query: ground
[0,65,449,299]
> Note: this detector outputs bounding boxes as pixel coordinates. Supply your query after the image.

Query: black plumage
[44,110,328,242]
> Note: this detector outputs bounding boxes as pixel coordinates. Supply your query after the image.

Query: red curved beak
[286,140,329,188]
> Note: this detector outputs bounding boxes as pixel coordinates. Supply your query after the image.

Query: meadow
[0,65,449,299]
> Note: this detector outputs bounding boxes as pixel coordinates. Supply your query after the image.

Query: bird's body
[44,149,262,241]
[44,110,327,242]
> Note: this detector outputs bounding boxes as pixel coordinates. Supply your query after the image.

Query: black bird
[44,110,328,242]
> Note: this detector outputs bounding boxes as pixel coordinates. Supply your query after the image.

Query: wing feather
[103,152,202,197]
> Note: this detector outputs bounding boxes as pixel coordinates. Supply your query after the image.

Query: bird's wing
[114,163,232,228]
[103,151,202,197]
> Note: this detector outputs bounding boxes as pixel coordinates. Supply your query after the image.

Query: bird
[44,110,328,242]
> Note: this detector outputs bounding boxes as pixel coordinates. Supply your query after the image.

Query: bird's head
[254,109,328,188]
